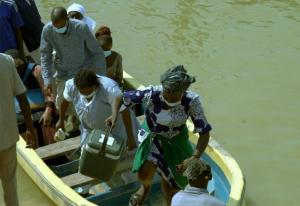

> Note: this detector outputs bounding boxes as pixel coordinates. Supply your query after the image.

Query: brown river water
[1,0,300,205]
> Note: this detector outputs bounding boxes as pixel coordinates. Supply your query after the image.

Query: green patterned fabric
[132,121,194,189]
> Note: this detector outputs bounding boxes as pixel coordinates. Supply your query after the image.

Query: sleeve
[40,27,54,86]
[123,86,154,107]
[63,79,75,102]
[107,84,122,106]
[188,96,212,134]
[8,55,26,96]
[83,24,107,75]
[10,1,24,29]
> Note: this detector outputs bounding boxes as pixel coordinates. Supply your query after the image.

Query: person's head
[97,35,112,51]
[95,26,111,39]
[160,65,195,106]
[51,7,69,34]
[74,69,100,99]
[5,49,26,74]
[183,158,212,188]
[67,3,85,20]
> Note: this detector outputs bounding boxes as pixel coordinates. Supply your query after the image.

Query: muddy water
[3,0,299,205]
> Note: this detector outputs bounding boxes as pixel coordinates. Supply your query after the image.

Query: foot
[129,186,149,206]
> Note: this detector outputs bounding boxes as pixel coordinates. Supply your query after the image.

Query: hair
[95,26,111,38]
[160,65,196,93]
[51,7,68,23]
[74,69,100,89]
[183,159,212,181]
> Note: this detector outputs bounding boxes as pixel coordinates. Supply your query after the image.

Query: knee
[137,162,156,185]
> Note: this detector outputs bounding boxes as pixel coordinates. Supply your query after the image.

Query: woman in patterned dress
[106,65,212,206]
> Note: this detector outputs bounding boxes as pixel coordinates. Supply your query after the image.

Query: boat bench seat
[61,172,97,188]
[36,136,80,160]
[60,152,135,188]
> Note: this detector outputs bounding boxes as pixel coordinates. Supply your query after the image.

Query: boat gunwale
[16,71,246,206]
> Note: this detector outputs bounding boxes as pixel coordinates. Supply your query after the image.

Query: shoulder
[99,75,119,88]
[42,22,53,33]
[185,90,200,101]
[0,53,14,67]
[99,76,122,96]
[112,51,122,58]
[182,90,202,106]
[65,78,75,90]
[202,194,225,206]
[1,0,17,9]
[70,19,89,31]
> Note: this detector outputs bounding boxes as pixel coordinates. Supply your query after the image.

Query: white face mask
[161,95,181,107]
[104,50,112,57]
[54,25,67,34]
[83,90,96,99]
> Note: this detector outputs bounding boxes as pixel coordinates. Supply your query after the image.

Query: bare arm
[16,93,38,148]
[105,94,123,127]
[15,28,25,58]
[121,108,136,150]
[193,132,210,158]
[56,98,70,130]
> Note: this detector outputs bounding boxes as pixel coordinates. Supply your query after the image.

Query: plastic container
[79,126,126,181]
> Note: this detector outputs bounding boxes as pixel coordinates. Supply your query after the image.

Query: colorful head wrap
[160,65,195,92]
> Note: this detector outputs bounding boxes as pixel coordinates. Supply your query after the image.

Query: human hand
[105,114,117,128]
[24,129,37,149]
[39,110,52,126]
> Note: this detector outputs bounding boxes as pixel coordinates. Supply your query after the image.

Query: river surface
[1,0,299,205]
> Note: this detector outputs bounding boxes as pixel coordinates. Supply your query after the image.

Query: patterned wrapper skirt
[132,121,194,189]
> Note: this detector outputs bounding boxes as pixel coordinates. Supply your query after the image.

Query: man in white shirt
[56,69,139,150]
[172,159,225,206]
[0,53,37,206]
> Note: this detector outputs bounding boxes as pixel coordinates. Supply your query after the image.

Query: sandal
[128,193,145,206]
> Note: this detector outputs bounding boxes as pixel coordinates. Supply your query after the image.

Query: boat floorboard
[36,136,80,160]
[60,154,135,188]
[61,172,97,188]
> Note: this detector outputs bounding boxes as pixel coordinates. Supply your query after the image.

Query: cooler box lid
[87,129,125,156]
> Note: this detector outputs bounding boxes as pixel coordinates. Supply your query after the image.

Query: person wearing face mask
[67,3,96,32]
[5,49,56,146]
[106,65,212,206]
[95,26,123,86]
[56,69,139,152]
[40,7,106,132]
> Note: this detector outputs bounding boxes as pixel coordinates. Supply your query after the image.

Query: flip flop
[128,193,145,206]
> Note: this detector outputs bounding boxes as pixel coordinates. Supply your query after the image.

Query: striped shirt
[40,19,106,85]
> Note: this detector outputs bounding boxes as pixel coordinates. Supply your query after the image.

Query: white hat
[67,3,96,31]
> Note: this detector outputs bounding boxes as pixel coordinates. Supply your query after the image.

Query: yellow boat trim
[17,137,96,206]
[16,71,245,206]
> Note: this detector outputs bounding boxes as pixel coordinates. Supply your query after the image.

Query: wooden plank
[61,172,97,188]
[60,154,134,188]
[36,136,80,160]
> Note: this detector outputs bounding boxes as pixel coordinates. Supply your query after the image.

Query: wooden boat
[16,71,246,206]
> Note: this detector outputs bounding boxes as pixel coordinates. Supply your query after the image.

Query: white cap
[67,3,85,15]
[67,3,96,31]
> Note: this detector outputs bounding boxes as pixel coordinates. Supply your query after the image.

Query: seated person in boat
[172,158,225,206]
[56,69,139,151]
[95,26,123,86]
[5,49,57,145]
[106,65,212,205]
